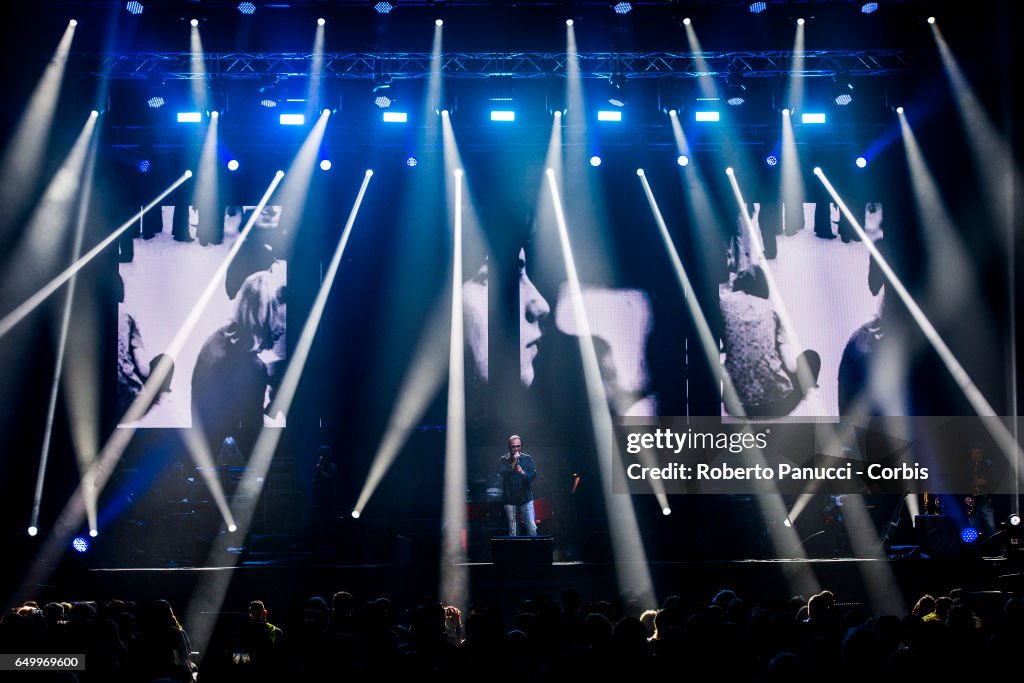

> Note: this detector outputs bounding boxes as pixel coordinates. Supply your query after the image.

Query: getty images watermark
[611,416,1021,496]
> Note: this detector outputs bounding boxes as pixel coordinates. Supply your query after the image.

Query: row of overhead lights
[124,2,912,18]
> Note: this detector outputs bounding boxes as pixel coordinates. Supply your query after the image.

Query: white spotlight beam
[0,172,193,341]
[179,427,237,531]
[30,119,101,533]
[185,170,373,656]
[545,168,656,608]
[681,20,717,101]
[1,112,101,297]
[780,110,806,233]
[189,23,208,112]
[814,169,1024,478]
[785,20,806,113]
[441,168,469,610]
[637,171,745,415]
[0,20,78,227]
[306,20,325,117]
[352,292,450,515]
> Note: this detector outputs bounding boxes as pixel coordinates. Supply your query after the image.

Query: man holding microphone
[499,434,538,536]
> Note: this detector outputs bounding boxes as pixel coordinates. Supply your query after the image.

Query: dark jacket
[498,453,537,506]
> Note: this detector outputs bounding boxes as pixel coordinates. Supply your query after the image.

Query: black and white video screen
[720,201,884,418]
[117,204,287,447]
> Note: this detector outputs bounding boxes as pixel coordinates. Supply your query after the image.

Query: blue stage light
[72,537,89,553]
[749,2,767,14]
[227,159,239,171]
[613,2,632,15]
[238,2,256,14]
[320,160,332,171]
[856,156,867,168]
[961,527,979,544]
[138,160,151,173]
[147,96,165,109]
[861,3,879,14]
[589,156,602,167]
[765,154,778,167]
[375,2,394,14]
[406,156,418,167]
[126,1,144,15]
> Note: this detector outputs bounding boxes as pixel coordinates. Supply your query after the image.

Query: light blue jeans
[504,500,537,536]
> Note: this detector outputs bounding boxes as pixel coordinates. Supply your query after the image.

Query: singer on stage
[499,434,538,536]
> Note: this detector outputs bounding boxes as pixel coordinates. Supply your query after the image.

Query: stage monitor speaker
[915,514,961,557]
[491,536,553,565]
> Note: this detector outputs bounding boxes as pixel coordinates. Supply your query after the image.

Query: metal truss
[72,49,933,80]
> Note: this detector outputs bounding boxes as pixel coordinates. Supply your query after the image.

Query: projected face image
[462,248,550,387]
[519,248,551,386]
[463,261,489,383]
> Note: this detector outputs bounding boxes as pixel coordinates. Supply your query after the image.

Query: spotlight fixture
[318,18,326,26]
[749,2,767,14]
[765,154,778,167]
[228,524,237,532]
[607,73,627,107]
[861,2,878,13]
[138,160,151,173]
[260,98,278,108]
[374,1,394,15]
[89,529,98,538]
[190,18,199,27]
[833,76,854,106]
[373,75,393,109]
[613,2,632,14]
[801,112,826,124]
[695,111,720,122]
[927,16,935,24]
[237,1,256,14]
[280,113,305,125]
[382,111,408,123]
[896,106,904,114]
[1010,514,1021,526]
[725,77,747,107]
[855,156,867,168]
[351,509,361,519]
[597,110,622,122]
[147,96,165,109]
[589,155,602,167]
[961,527,979,544]
[72,537,89,553]
[406,155,418,167]
[227,159,239,171]
[677,154,689,167]
[177,112,202,123]
[126,1,144,15]
[566,19,574,27]
[320,159,332,171]
[28,526,38,537]
[797,17,805,25]
[662,507,672,516]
